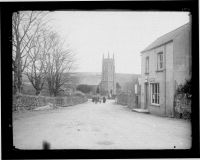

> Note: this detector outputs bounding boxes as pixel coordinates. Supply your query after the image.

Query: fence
[13,94,88,111]
[174,93,191,119]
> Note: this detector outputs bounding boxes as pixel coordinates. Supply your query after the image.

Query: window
[157,52,163,70]
[145,56,149,73]
[151,83,159,105]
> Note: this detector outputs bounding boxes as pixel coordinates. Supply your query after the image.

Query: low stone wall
[116,93,129,106]
[13,94,88,111]
[127,94,141,109]
[174,93,191,119]
[117,93,141,109]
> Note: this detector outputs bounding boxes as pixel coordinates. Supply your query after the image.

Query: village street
[13,100,191,149]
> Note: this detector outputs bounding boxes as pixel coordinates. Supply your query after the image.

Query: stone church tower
[100,52,116,96]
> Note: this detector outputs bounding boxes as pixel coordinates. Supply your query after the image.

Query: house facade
[140,23,191,117]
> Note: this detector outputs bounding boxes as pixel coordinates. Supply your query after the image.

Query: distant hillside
[22,72,141,90]
[69,72,101,85]
[69,72,141,89]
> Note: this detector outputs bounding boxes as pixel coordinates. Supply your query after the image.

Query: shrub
[176,79,191,99]
[76,84,92,94]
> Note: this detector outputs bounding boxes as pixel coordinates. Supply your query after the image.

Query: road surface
[13,100,191,149]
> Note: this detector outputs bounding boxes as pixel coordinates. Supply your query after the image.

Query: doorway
[145,83,148,109]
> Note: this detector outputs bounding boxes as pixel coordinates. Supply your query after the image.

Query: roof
[141,23,190,53]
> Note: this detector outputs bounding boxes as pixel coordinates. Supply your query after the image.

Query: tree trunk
[13,64,23,94]
[17,72,22,93]
[36,89,41,95]
[13,71,18,95]
[14,45,23,94]
[53,90,58,97]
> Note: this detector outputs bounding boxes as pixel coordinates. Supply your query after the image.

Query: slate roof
[141,23,190,53]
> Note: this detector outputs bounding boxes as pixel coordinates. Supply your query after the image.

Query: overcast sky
[46,11,189,74]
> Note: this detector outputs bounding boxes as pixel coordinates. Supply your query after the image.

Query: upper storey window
[157,52,164,71]
[145,56,149,74]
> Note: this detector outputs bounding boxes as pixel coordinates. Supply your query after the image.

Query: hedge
[174,93,191,119]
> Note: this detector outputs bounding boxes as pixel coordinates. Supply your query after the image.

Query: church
[99,53,116,97]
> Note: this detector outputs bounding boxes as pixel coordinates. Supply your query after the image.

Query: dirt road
[13,100,191,149]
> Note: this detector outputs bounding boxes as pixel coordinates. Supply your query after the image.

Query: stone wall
[127,94,141,109]
[116,92,129,106]
[13,94,88,111]
[117,92,141,109]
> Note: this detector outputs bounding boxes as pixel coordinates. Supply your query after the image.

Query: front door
[145,83,148,109]
[135,95,138,108]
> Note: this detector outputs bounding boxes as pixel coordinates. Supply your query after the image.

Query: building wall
[165,42,175,117]
[141,25,191,117]
[173,26,191,85]
[141,52,146,109]
[141,44,172,116]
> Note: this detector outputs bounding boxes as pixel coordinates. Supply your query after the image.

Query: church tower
[100,52,115,97]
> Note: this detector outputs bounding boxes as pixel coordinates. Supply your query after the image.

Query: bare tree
[12,11,47,94]
[25,29,50,95]
[45,32,75,97]
[116,82,121,95]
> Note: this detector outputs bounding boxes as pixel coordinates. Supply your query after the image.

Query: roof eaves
[141,40,173,54]
[141,23,189,54]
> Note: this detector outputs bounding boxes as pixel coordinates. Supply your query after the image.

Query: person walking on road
[103,96,106,103]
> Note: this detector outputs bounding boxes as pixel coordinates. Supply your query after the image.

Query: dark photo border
[1,0,199,159]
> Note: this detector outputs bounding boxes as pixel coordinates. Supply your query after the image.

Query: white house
[140,23,191,117]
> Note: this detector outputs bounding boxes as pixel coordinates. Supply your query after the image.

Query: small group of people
[92,95,106,104]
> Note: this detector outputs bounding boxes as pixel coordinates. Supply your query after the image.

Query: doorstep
[132,108,149,114]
